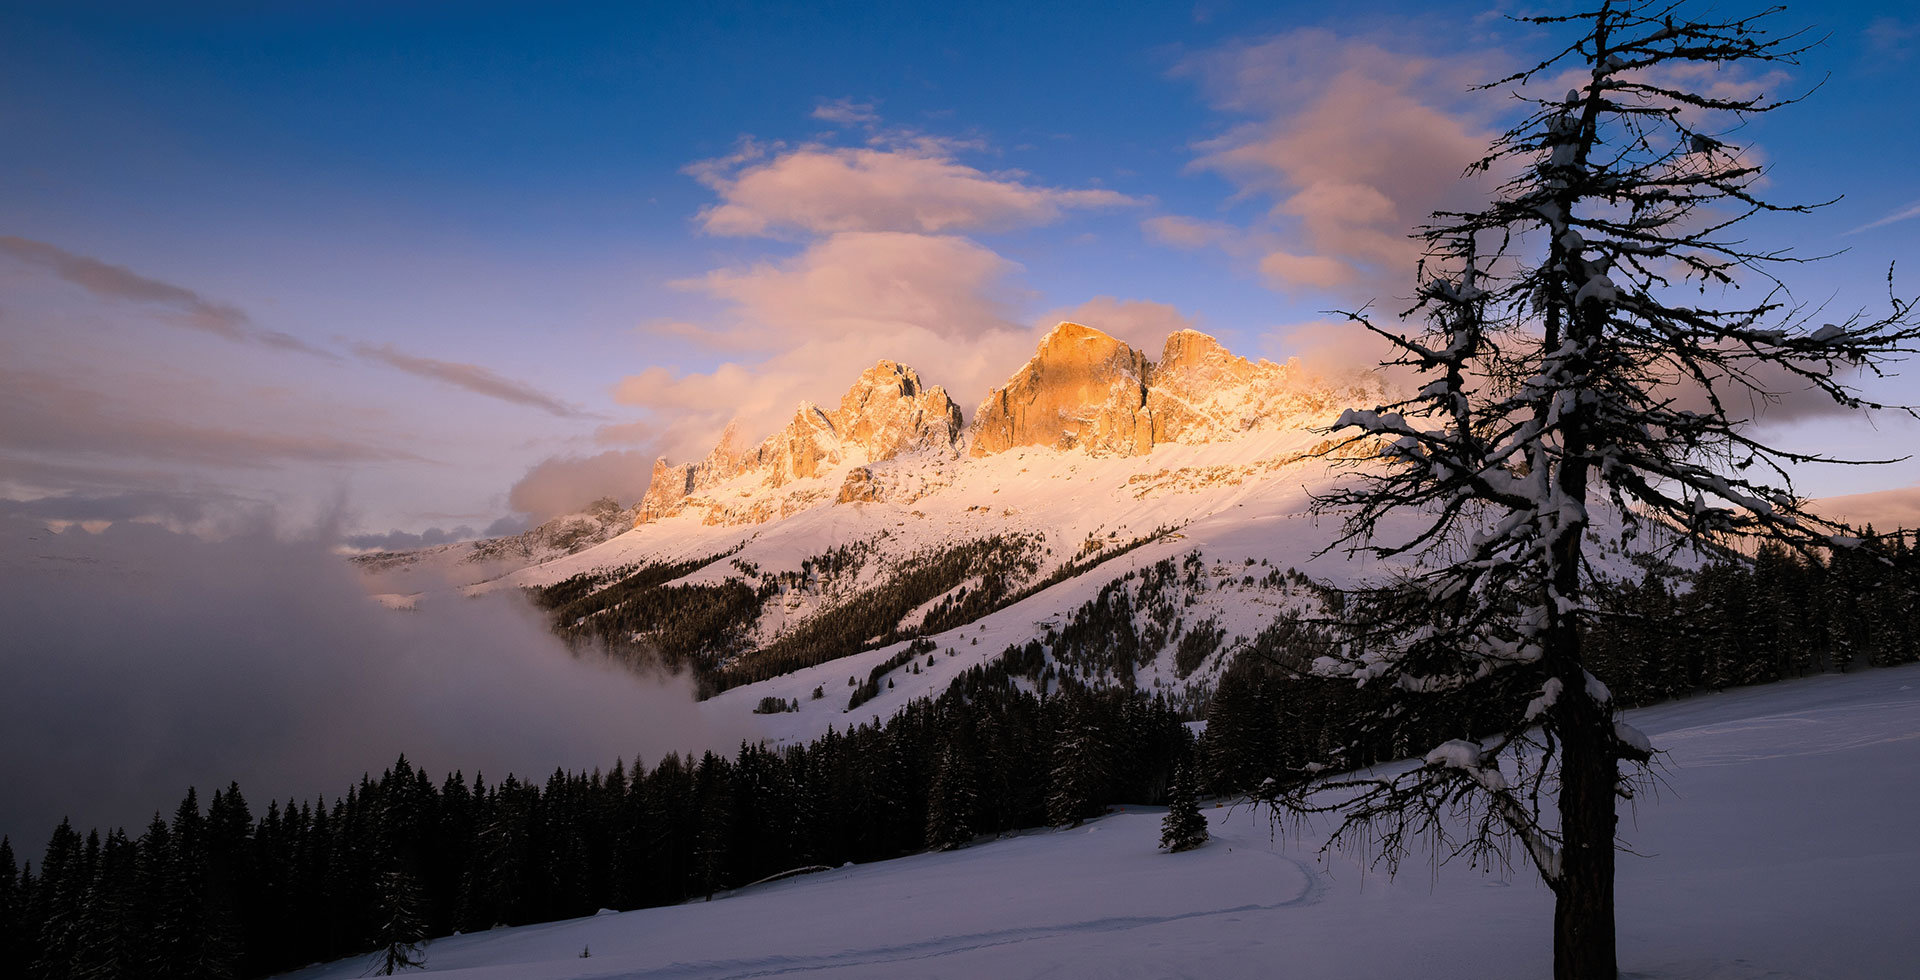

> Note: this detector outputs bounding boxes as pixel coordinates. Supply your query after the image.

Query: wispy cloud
[0,366,419,468]
[352,343,599,419]
[811,97,881,126]
[0,235,332,356]
[1846,199,1920,236]
[1864,17,1916,60]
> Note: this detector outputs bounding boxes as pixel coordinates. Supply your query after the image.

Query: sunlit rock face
[1146,329,1336,445]
[633,323,1366,527]
[966,322,1339,458]
[969,322,1154,457]
[635,361,962,525]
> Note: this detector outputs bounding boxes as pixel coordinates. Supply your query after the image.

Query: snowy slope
[361,323,1659,743]
[283,662,1920,980]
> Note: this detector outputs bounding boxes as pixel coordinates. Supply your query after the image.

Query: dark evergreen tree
[0,837,22,977]
[691,753,733,901]
[1159,763,1209,853]
[70,829,137,980]
[30,819,85,980]
[925,735,979,851]
[371,868,426,975]
[1047,693,1112,827]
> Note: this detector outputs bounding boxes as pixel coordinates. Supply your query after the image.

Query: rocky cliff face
[969,322,1154,457]
[1145,329,1343,444]
[637,361,962,525]
[968,323,1340,458]
[635,324,1363,528]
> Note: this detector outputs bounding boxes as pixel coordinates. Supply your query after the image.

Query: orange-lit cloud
[672,231,1022,342]
[612,229,1040,460]
[689,141,1140,237]
[1813,484,1920,531]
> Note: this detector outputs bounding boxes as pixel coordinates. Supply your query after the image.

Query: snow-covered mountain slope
[282,661,1920,980]
[353,498,643,606]
[358,320,1678,740]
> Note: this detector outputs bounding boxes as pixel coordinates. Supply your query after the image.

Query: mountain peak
[636,360,962,525]
[969,322,1153,457]
[1038,319,1118,347]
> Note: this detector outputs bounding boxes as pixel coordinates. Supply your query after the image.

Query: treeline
[536,537,1050,697]
[730,534,1044,690]
[1199,535,1920,795]
[0,678,1192,980]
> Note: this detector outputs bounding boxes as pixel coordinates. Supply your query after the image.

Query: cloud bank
[0,516,752,842]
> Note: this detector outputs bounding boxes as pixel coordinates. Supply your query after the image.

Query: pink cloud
[1039,297,1199,353]
[507,450,659,522]
[1166,31,1500,300]
[671,231,1025,343]
[1142,215,1241,250]
[690,142,1140,238]
[352,343,596,419]
[1812,484,1920,532]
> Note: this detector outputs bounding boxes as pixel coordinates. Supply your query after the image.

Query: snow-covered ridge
[353,322,1406,733]
[636,323,1383,529]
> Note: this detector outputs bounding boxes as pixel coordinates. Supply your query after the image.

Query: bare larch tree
[1273,3,1919,978]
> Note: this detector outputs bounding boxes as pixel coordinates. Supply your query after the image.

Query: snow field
[285,663,1920,980]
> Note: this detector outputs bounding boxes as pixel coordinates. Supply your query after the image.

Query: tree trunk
[1554,717,1619,980]
[1547,232,1617,980]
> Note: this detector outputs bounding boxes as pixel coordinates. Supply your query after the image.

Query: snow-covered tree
[1276,4,1920,978]
[1159,763,1209,853]
[372,868,427,975]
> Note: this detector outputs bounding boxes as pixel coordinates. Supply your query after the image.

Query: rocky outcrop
[1149,330,1291,443]
[969,322,1155,457]
[966,322,1366,458]
[638,458,697,524]
[836,466,881,504]
[637,362,962,525]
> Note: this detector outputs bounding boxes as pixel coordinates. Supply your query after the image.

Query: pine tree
[0,837,21,977]
[371,868,427,974]
[1278,4,1919,978]
[30,818,85,980]
[1047,694,1113,827]
[70,829,138,980]
[925,736,979,851]
[1159,763,1209,853]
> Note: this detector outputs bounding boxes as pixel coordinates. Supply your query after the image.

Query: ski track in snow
[285,664,1920,980]
[633,871,1322,980]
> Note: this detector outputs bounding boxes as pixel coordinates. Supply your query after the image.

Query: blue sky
[3,0,1916,537]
